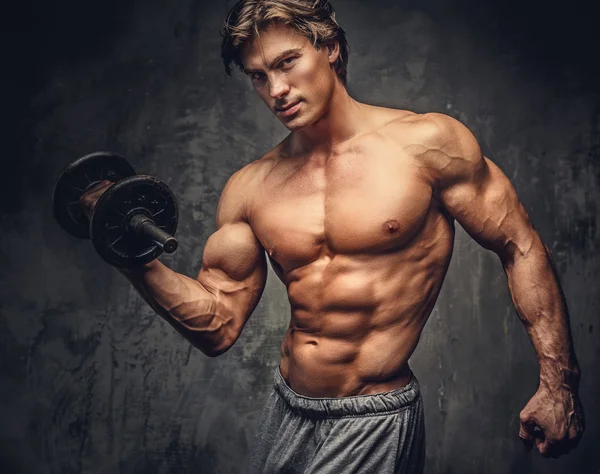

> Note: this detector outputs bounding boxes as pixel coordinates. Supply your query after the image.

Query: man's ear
[326,41,340,65]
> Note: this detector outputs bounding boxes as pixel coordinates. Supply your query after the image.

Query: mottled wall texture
[2,0,598,472]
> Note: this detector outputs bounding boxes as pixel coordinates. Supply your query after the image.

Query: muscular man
[82,0,584,472]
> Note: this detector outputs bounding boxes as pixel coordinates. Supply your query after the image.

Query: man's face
[240,23,340,131]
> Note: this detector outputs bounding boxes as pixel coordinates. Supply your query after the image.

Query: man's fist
[519,385,584,458]
[79,180,115,220]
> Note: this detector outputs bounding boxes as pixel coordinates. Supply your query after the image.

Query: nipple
[382,219,401,233]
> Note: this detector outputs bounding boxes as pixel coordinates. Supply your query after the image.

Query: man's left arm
[413,113,584,458]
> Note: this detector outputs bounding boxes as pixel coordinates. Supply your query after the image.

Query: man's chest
[248,146,434,272]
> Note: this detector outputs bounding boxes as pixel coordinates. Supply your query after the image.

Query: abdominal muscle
[277,243,451,398]
[279,325,417,398]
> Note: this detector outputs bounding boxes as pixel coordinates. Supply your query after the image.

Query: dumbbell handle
[127,213,178,253]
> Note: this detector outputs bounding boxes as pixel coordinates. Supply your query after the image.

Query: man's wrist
[539,359,581,391]
[117,259,160,277]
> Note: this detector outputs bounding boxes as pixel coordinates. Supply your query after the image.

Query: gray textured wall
[2,0,598,472]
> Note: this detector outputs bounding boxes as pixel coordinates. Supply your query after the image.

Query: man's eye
[251,73,265,81]
[280,57,295,67]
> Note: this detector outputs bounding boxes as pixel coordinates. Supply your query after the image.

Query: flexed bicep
[195,164,268,350]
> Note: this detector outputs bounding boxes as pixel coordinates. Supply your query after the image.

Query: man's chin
[279,112,316,132]
[279,117,306,132]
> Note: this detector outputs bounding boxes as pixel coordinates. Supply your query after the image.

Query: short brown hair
[221,0,349,85]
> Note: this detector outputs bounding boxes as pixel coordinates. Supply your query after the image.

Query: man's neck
[289,82,365,157]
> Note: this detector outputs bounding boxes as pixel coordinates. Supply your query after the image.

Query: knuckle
[540,447,552,458]
[79,195,91,205]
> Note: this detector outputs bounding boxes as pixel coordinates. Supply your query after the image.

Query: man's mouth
[275,100,301,116]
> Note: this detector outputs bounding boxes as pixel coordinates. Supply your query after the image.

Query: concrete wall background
[1,0,598,472]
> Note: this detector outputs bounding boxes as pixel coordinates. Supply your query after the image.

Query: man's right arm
[118,164,268,357]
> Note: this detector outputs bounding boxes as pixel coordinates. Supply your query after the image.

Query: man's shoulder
[382,111,482,167]
[382,110,470,143]
[228,152,278,188]
[218,154,276,225]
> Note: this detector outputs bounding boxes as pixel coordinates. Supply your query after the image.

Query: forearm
[502,235,580,391]
[118,260,231,357]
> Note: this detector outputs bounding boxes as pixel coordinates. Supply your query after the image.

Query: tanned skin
[81,23,583,459]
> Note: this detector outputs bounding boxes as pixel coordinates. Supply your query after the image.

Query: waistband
[273,365,420,419]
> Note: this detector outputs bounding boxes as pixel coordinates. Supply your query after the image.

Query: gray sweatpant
[245,365,425,474]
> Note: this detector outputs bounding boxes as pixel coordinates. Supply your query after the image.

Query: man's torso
[244,107,456,397]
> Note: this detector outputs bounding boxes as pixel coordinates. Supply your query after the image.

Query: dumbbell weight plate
[53,152,136,239]
[90,175,179,268]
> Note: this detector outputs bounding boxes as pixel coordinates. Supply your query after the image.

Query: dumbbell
[52,151,179,268]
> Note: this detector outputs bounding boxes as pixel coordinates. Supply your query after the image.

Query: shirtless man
[81,0,584,472]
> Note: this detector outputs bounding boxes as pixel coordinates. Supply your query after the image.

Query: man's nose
[269,75,290,99]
